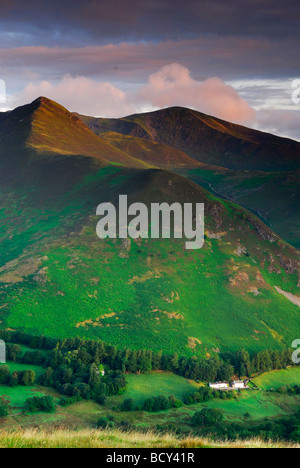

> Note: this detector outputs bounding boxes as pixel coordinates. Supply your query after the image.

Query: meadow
[110,372,202,405]
[253,367,300,390]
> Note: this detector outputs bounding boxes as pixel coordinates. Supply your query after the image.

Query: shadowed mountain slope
[78,107,300,172]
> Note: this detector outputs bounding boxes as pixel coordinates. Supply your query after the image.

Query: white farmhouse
[209,382,229,390]
[231,380,245,389]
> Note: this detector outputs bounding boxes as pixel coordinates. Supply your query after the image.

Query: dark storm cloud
[1,0,300,44]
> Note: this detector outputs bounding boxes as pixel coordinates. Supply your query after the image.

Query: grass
[0,385,45,409]
[253,367,300,390]
[0,428,298,448]
[2,362,45,376]
[0,362,51,410]
[111,372,202,405]
[195,391,300,421]
[5,228,299,356]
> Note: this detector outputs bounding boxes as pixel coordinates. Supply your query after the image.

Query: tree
[97,417,110,429]
[237,350,251,377]
[41,367,54,387]
[88,363,100,388]
[192,408,224,427]
[0,365,10,385]
[143,397,155,412]
[290,429,300,443]
[6,344,21,362]
[0,397,9,418]
[9,372,19,387]
[24,396,55,413]
[21,370,36,386]
[121,398,135,412]
[218,362,234,382]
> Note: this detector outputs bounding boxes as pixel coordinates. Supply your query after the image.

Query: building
[231,380,246,389]
[209,382,229,390]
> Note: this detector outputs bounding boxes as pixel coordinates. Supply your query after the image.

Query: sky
[0,0,300,140]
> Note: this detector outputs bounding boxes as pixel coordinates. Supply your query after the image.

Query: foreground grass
[0,428,298,448]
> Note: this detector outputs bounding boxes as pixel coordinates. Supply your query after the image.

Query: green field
[0,362,48,410]
[0,385,45,409]
[112,372,201,405]
[3,362,45,376]
[195,391,300,421]
[1,367,299,444]
[253,367,300,390]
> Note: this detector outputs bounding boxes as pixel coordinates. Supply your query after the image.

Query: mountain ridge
[0,97,151,169]
[78,106,300,171]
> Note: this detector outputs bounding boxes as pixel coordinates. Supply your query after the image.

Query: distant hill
[78,107,300,172]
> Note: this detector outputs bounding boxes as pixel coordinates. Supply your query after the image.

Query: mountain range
[77,106,300,248]
[0,97,299,357]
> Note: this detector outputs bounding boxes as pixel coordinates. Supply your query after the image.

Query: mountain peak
[33,96,54,106]
[0,97,152,169]
[30,96,78,118]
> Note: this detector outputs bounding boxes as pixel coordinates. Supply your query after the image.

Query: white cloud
[254,109,300,141]
[15,75,136,117]
[139,63,256,123]
[12,64,256,124]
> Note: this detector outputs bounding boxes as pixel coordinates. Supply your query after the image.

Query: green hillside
[181,167,300,249]
[0,162,299,355]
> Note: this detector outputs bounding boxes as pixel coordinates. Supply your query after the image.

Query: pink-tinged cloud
[19,75,136,117]
[12,65,256,123]
[139,64,256,123]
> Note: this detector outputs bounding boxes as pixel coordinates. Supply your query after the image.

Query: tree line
[0,330,296,390]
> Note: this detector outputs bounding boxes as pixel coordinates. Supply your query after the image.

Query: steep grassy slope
[0,99,201,170]
[78,107,300,172]
[181,167,300,249]
[0,160,299,356]
[99,131,200,168]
